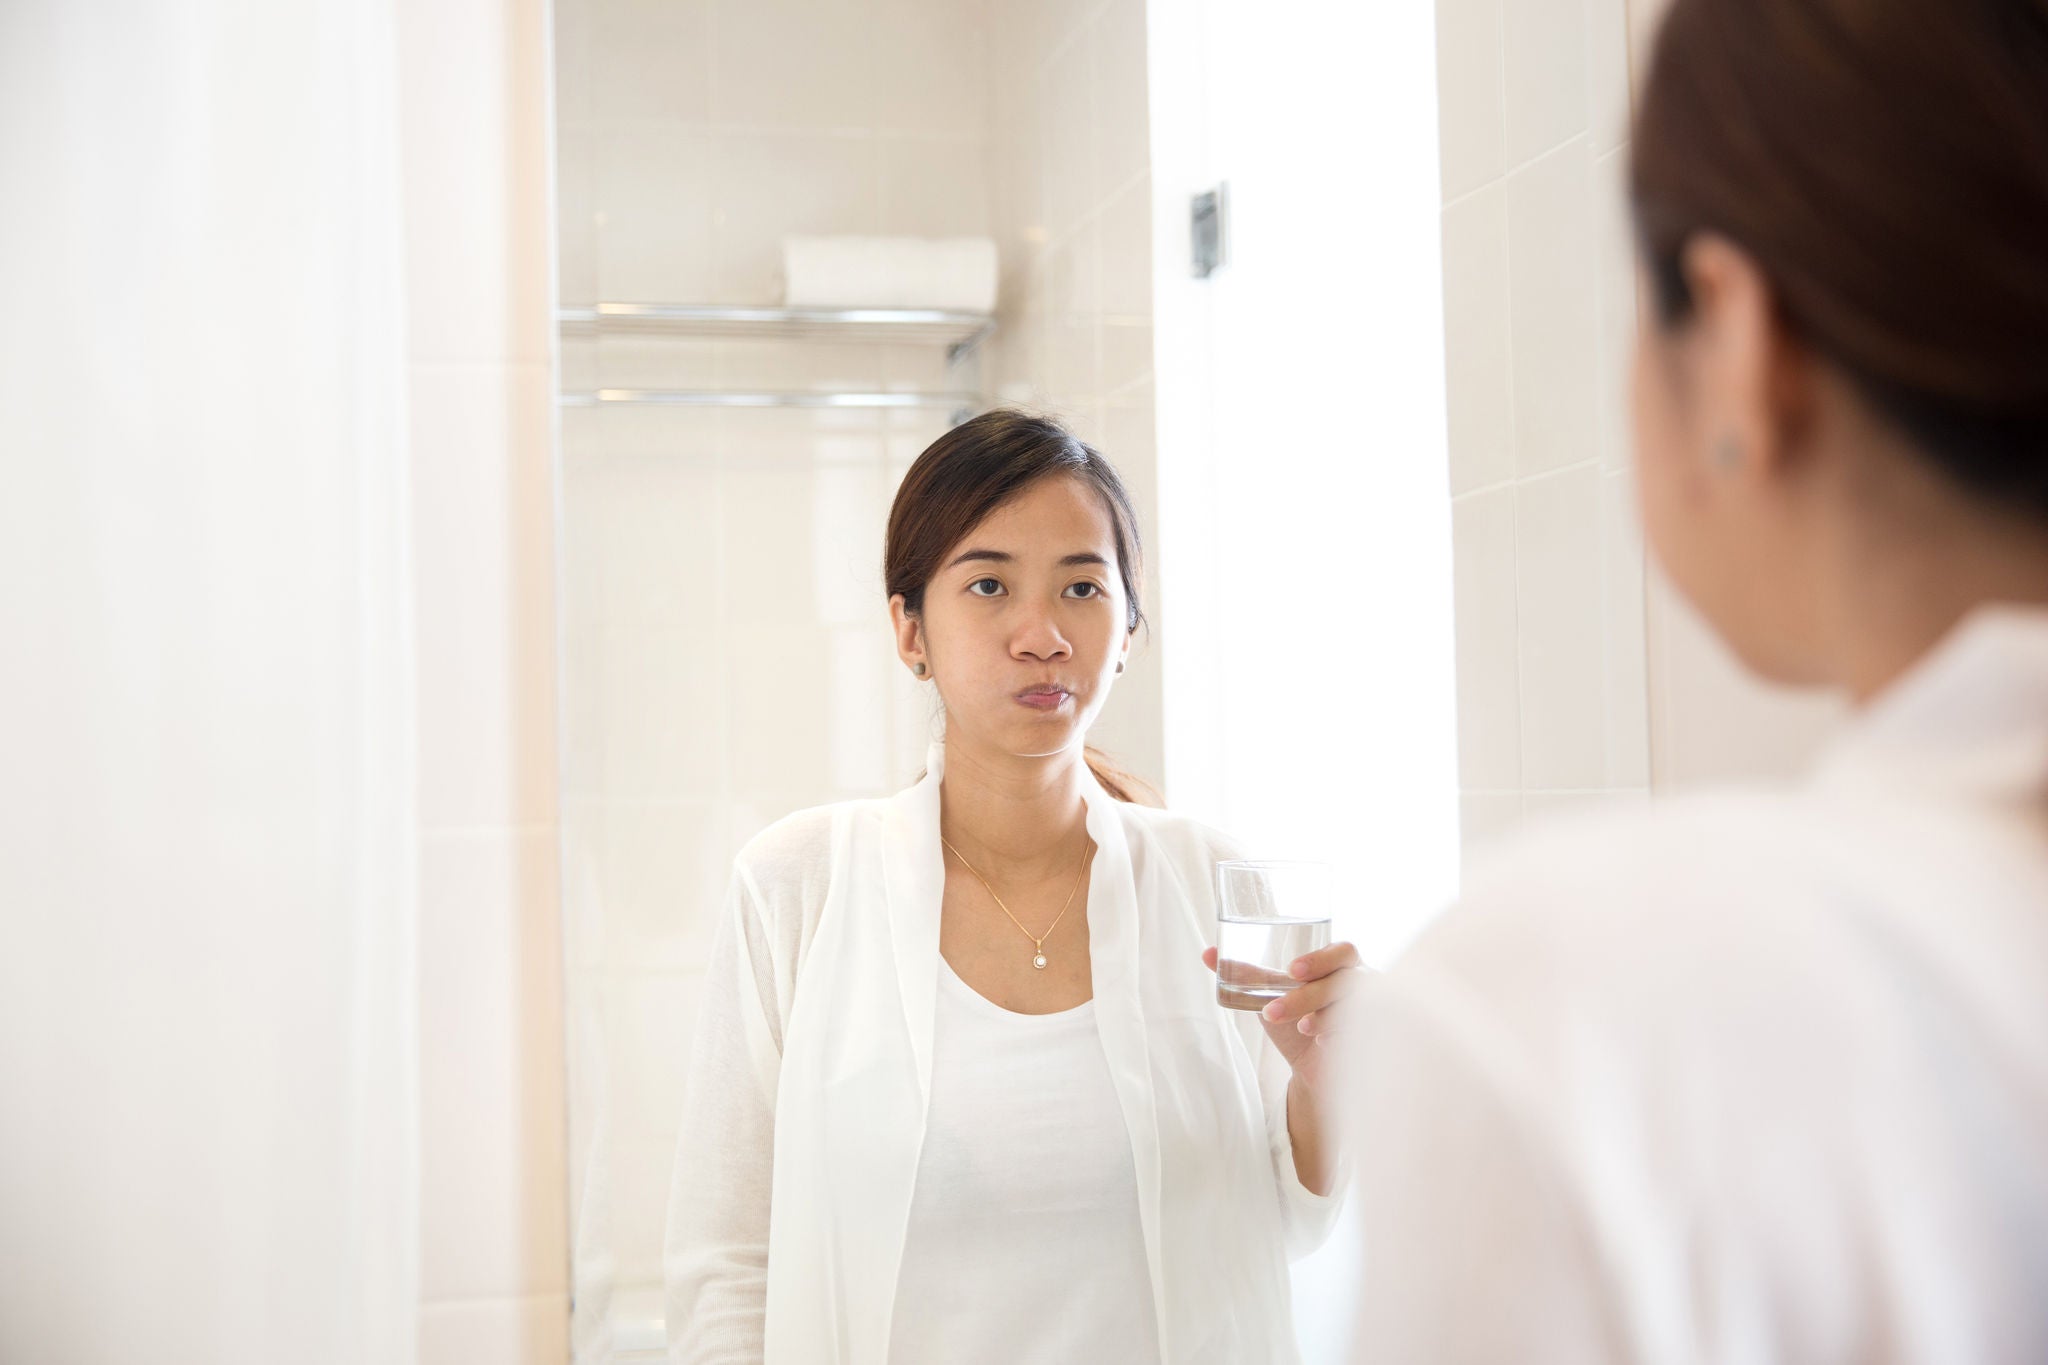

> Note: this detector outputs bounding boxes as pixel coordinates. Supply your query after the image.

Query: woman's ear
[1680,233,1818,485]
[888,594,926,675]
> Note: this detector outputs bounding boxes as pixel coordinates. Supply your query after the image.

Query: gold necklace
[939,833,1094,970]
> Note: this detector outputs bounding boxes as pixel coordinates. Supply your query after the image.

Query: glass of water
[1215,859,1332,1011]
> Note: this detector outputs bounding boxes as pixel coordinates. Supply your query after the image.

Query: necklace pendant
[1032,952,1048,970]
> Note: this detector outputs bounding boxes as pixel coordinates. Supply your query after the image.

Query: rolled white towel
[780,235,998,313]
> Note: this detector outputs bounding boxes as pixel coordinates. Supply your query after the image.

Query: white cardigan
[664,739,1344,1364]
[1349,605,2048,1362]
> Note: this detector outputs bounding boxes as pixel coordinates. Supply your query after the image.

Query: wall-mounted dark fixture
[1190,183,1229,279]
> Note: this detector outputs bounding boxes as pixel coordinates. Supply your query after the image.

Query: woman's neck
[1816,443,2048,704]
[937,737,1092,884]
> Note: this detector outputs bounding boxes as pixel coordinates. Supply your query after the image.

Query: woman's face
[893,473,1131,760]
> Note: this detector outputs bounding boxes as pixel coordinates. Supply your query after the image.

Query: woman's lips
[1014,688,1070,711]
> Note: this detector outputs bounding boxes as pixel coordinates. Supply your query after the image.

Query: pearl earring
[1115,659,1125,674]
[913,662,927,677]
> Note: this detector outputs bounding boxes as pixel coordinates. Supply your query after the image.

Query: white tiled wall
[1437,0,1842,873]
[985,0,1164,788]
[1437,0,1649,868]
[398,0,570,1361]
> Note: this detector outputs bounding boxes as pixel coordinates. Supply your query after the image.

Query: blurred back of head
[1630,0,2048,518]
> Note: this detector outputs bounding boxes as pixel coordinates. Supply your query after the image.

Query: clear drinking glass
[1215,859,1332,1011]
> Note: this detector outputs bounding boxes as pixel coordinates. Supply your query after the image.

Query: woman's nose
[1011,607,1071,660]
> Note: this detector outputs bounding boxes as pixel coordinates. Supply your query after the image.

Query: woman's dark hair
[1629,0,2048,518]
[885,407,1160,805]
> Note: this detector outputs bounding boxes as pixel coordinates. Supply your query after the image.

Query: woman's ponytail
[1083,744,1162,806]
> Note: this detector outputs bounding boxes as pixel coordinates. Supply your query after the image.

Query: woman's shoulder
[1441,789,1817,935]
[1496,782,1827,882]
[1114,801,1252,876]
[730,795,887,902]
[1395,787,1863,1024]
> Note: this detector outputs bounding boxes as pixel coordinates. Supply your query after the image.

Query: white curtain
[0,4,419,1363]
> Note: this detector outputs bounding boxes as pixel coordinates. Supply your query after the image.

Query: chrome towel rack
[556,303,993,414]
[558,388,979,410]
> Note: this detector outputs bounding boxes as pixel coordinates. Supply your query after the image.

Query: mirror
[548,0,1840,1358]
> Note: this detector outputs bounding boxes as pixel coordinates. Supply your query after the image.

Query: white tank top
[885,955,1162,1365]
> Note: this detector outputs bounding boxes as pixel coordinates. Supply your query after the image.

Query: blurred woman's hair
[1630,0,2048,518]
[884,407,1160,805]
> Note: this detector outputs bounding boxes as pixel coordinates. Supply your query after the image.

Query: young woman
[665,409,1364,1364]
[1349,0,2048,1360]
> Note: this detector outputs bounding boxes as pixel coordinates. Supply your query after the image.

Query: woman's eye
[1066,582,1102,599]
[968,578,1002,597]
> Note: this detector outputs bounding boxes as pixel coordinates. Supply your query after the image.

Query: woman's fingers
[1287,940,1361,982]
[1260,975,1340,1023]
[1294,999,1358,1036]
[1205,941,1367,1035]
[1262,956,1367,1029]
[1203,945,1306,994]
[1204,941,1361,984]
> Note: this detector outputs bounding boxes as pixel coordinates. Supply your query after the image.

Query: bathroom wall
[1435,0,1842,875]
[1435,0,1650,868]
[399,0,571,1361]
[984,0,1164,787]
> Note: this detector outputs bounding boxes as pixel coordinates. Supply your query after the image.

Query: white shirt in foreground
[887,955,1160,1364]
[665,738,1343,1365]
[1352,604,2048,1363]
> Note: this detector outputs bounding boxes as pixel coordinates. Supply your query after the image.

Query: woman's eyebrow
[941,548,1111,569]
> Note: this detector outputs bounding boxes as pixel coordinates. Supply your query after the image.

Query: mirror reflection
[544,0,1851,1359]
